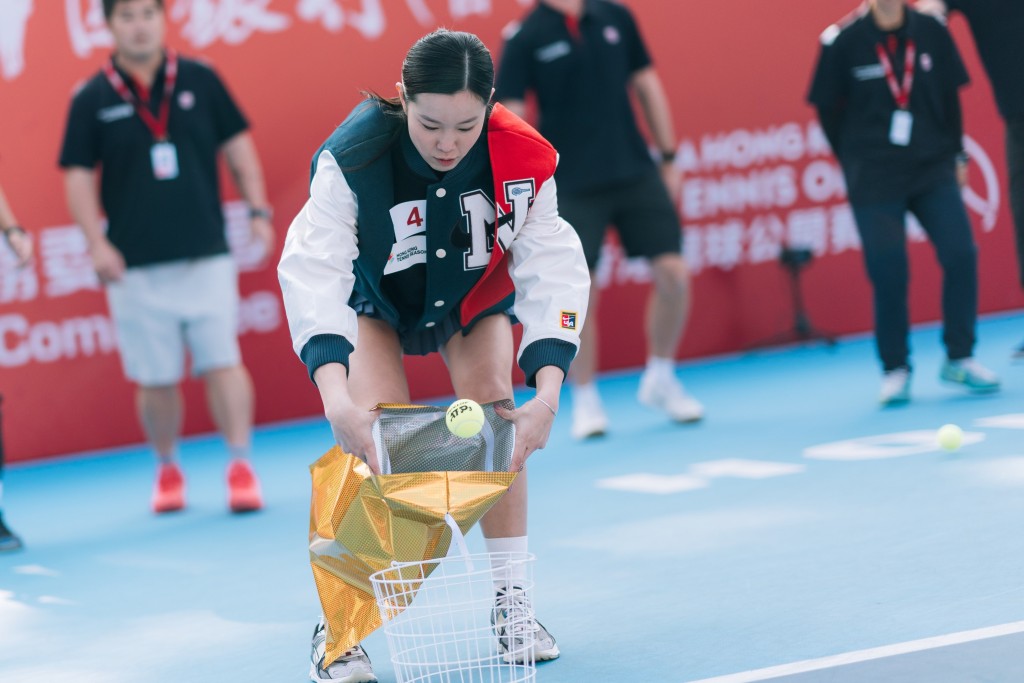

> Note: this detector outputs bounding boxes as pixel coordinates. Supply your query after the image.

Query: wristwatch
[248,206,273,221]
[659,149,677,164]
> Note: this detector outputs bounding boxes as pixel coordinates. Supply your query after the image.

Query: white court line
[686,621,1024,683]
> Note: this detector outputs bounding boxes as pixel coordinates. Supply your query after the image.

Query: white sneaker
[637,371,704,423]
[879,367,911,405]
[940,357,1001,393]
[570,385,608,439]
[309,618,377,683]
[491,585,560,663]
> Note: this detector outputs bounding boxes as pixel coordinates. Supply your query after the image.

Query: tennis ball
[937,423,963,452]
[446,398,484,438]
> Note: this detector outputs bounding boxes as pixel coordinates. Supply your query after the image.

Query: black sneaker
[309,618,376,683]
[0,514,23,553]
[491,585,560,663]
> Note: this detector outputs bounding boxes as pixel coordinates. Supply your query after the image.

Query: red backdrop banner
[1,1,1019,462]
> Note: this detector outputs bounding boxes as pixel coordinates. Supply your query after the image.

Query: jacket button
[436,188,447,197]
[435,249,446,258]
[434,300,444,307]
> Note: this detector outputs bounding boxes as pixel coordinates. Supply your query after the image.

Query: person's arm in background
[64,167,125,283]
[494,22,532,123]
[0,182,32,266]
[815,106,846,155]
[807,26,849,162]
[221,131,274,264]
[631,67,681,199]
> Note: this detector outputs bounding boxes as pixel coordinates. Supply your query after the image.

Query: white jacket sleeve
[507,175,590,366]
[277,150,360,362]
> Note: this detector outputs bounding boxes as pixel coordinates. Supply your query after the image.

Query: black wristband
[248,206,273,221]
[2,225,25,238]
[659,149,676,164]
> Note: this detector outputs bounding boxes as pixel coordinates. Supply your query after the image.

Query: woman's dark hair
[368,29,494,115]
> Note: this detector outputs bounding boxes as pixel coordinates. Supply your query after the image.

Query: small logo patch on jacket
[560,311,577,330]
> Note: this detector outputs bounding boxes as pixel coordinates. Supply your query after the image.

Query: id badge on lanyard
[889,110,913,146]
[876,40,916,147]
[151,141,179,180]
[104,51,180,180]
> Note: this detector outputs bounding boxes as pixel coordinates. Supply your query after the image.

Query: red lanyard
[875,39,916,110]
[103,50,178,141]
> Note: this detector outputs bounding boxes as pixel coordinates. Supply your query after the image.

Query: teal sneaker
[940,358,1001,393]
[879,367,911,406]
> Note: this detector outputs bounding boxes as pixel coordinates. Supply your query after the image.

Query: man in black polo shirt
[496,0,703,440]
[809,0,1000,405]
[60,0,273,514]
[916,0,1024,358]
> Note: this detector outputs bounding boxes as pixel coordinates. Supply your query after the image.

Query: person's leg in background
[106,267,190,513]
[202,364,261,512]
[0,394,24,552]
[189,255,262,512]
[137,383,186,513]
[557,189,613,439]
[616,171,703,422]
[851,199,914,404]
[1005,115,1024,356]
[911,178,1000,392]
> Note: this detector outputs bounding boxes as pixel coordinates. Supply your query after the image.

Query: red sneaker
[227,458,263,513]
[152,462,185,514]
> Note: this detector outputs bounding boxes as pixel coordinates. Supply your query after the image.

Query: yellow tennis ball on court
[937,424,963,452]
[446,398,485,438]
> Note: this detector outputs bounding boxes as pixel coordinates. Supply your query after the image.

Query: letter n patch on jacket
[560,311,577,330]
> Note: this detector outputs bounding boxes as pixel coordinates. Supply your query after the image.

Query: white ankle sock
[485,535,528,589]
[645,356,675,378]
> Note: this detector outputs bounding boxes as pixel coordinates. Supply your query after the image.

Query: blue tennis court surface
[2,313,1022,682]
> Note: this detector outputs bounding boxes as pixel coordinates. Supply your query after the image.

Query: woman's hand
[315,363,380,474]
[89,237,126,284]
[495,395,558,472]
[325,399,380,473]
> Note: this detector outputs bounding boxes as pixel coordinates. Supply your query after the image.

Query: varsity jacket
[278,101,589,387]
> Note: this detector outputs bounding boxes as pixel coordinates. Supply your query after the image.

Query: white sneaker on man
[309,618,376,683]
[637,370,704,422]
[940,357,1001,393]
[879,367,911,406]
[570,384,608,439]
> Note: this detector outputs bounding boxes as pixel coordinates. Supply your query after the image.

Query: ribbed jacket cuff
[519,339,576,388]
[300,334,354,384]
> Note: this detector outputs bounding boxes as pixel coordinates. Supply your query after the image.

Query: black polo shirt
[808,8,969,203]
[947,0,1024,119]
[495,0,654,194]
[59,54,248,268]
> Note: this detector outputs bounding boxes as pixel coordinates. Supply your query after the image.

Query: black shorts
[558,169,683,270]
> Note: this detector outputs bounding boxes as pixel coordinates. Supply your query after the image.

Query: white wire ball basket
[369,551,538,683]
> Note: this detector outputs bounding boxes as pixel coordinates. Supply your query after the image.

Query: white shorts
[106,254,241,386]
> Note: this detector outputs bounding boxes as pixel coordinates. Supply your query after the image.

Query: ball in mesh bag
[446,398,485,438]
